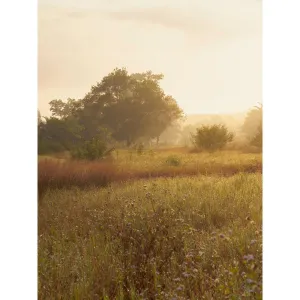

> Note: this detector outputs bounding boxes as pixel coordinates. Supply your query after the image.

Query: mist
[38,0,261,116]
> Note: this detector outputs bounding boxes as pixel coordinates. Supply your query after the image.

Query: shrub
[71,139,108,161]
[250,122,262,151]
[38,139,65,154]
[165,155,181,167]
[192,124,234,152]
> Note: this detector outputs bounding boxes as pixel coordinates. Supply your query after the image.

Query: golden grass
[39,174,262,299]
[38,150,262,199]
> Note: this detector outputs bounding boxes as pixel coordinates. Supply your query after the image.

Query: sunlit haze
[38,0,262,116]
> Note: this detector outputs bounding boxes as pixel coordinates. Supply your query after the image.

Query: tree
[49,98,83,120]
[41,68,184,152]
[192,124,234,151]
[38,110,42,125]
[250,121,262,150]
[78,68,184,146]
[242,103,262,141]
[38,116,83,153]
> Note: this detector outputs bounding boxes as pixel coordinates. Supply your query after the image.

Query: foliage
[49,98,83,119]
[38,110,42,125]
[77,68,184,146]
[192,124,234,151]
[242,104,262,141]
[71,138,108,161]
[38,116,83,154]
[165,155,182,166]
[39,68,184,151]
[250,122,262,150]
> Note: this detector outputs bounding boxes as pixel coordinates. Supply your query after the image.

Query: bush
[192,124,234,152]
[165,155,181,167]
[71,139,108,160]
[250,122,262,151]
[38,139,65,155]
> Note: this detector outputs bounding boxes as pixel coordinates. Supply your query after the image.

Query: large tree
[40,68,184,152]
[78,68,184,146]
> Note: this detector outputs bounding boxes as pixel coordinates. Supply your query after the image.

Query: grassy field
[38,150,262,199]
[38,149,262,299]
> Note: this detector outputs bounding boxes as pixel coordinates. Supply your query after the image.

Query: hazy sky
[38,0,262,116]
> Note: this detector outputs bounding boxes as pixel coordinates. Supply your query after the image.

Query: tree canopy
[242,103,262,140]
[38,68,184,153]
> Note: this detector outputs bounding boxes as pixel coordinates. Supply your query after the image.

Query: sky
[38,0,262,116]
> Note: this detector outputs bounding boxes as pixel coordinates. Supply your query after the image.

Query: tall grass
[38,160,117,199]
[39,174,262,299]
[38,151,262,198]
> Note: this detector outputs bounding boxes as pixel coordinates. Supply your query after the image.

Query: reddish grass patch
[38,158,262,199]
[38,159,117,198]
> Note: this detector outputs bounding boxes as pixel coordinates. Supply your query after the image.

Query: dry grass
[38,151,262,199]
[38,160,117,199]
[39,174,262,299]
[155,146,190,153]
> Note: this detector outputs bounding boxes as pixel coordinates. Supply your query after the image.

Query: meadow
[38,149,262,299]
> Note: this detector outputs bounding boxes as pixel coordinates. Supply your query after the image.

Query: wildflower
[176,285,184,292]
[219,233,225,239]
[246,278,255,284]
[250,239,257,245]
[243,254,254,261]
[241,272,246,277]
[182,272,190,278]
[173,278,181,282]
